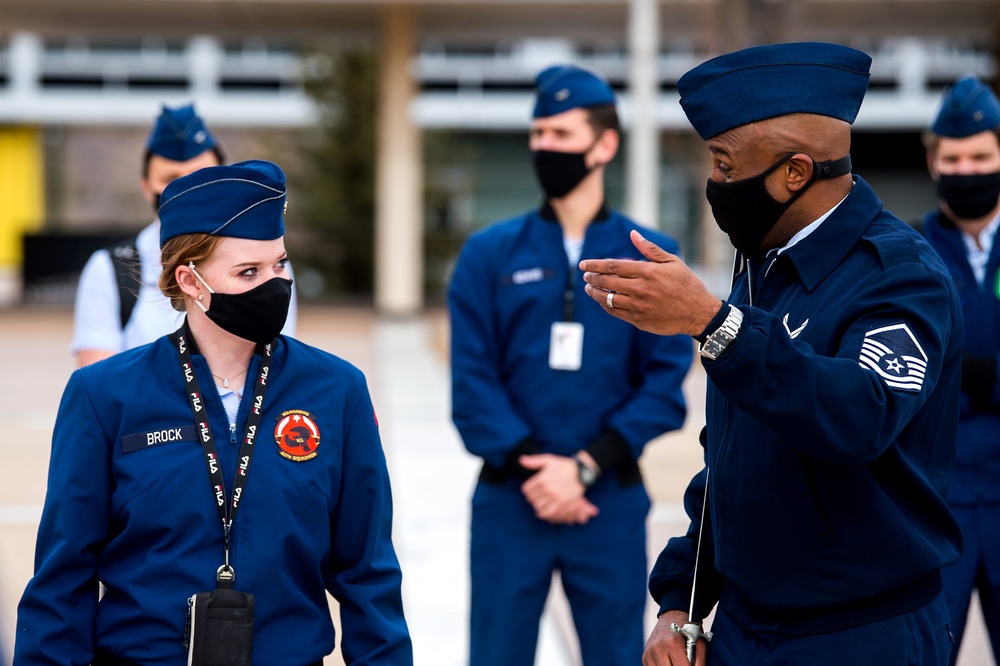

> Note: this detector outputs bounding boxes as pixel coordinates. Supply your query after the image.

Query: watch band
[699,304,743,361]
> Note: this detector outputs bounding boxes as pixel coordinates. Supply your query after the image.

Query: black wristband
[504,437,543,480]
[694,301,731,344]
[585,429,630,476]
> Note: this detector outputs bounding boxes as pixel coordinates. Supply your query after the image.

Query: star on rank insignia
[858,323,928,393]
[275,409,321,462]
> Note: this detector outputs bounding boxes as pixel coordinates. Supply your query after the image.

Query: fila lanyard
[172,325,273,587]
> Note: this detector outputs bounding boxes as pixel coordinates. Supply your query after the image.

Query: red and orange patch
[274,410,320,462]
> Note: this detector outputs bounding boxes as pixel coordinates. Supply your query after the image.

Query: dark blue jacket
[15,334,411,665]
[651,178,963,634]
[924,209,1000,506]
[449,207,691,479]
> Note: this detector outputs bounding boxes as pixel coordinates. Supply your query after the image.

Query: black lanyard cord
[563,266,575,322]
[171,323,273,586]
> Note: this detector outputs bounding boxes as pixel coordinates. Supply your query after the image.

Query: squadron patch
[858,323,928,393]
[275,410,321,462]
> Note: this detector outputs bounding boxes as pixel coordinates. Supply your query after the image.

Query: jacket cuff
[585,429,631,474]
[693,301,731,344]
[504,437,542,480]
[656,588,693,617]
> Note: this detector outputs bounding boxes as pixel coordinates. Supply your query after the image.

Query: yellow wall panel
[0,127,45,267]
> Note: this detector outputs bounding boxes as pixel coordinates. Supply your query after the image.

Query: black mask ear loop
[780,154,854,210]
[812,155,853,181]
[188,262,215,314]
[786,153,853,197]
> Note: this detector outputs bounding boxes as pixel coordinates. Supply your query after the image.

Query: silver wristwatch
[699,304,744,361]
[574,454,599,488]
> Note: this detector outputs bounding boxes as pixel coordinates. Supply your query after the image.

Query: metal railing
[0,33,995,129]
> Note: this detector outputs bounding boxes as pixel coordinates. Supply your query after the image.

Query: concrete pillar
[9,32,42,100]
[375,5,423,315]
[626,0,660,228]
[188,35,222,98]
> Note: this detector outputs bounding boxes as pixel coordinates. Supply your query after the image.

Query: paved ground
[0,305,993,665]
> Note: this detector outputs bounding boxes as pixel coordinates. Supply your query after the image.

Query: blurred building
[1,0,998,307]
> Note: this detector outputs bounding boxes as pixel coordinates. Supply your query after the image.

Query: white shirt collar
[960,212,1000,286]
[771,191,852,257]
[960,211,1000,253]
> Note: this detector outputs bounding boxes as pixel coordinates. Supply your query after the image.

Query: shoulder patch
[858,323,928,392]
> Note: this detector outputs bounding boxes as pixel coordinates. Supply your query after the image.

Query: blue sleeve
[448,234,534,468]
[707,263,960,465]
[326,376,413,665]
[648,429,723,619]
[607,329,692,459]
[15,373,112,665]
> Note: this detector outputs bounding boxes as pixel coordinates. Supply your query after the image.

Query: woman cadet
[14,160,412,666]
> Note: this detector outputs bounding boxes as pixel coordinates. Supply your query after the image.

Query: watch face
[578,460,597,487]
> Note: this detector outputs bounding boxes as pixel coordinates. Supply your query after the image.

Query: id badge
[549,322,584,371]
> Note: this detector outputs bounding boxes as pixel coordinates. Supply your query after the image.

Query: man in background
[71,103,297,366]
[921,74,1000,665]
[449,64,692,665]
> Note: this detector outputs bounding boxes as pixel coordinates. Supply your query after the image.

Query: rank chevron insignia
[858,323,928,392]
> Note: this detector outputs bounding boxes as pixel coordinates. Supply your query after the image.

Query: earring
[198,294,204,301]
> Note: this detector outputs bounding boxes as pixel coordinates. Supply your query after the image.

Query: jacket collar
[779,176,883,292]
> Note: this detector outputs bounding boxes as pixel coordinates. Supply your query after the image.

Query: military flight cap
[931,75,1000,138]
[533,65,616,119]
[677,42,873,141]
[159,160,286,247]
[146,103,218,161]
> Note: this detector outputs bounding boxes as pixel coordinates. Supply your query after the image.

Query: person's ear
[589,129,620,168]
[175,263,201,301]
[139,177,156,206]
[785,153,814,192]
[926,152,940,181]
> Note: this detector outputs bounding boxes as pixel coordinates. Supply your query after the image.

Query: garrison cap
[146,103,217,161]
[931,75,1000,138]
[533,65,616,119]
[678,42,872,140]
[159,160,286,247]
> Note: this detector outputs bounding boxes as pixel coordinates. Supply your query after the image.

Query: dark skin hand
[580,230,723,337]
[643,611,709,666]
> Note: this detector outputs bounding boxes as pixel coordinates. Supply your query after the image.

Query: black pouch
[184,587,255,666]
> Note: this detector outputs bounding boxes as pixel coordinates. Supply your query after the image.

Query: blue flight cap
[930,75,1000,138]
[159,160,286,247]
[146,103,218,161]
[533,65,616,119]
[678,42,872,140]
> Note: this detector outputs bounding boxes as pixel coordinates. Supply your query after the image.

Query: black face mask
[532,144,597,199]
[937,173,1000,221]
[152,193,162,217]
[191,263,292,344]
[705,152,852,261]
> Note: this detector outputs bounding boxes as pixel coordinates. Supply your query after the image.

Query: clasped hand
[519,454,599,525]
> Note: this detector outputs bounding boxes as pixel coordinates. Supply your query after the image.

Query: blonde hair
[159,233,225,311]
